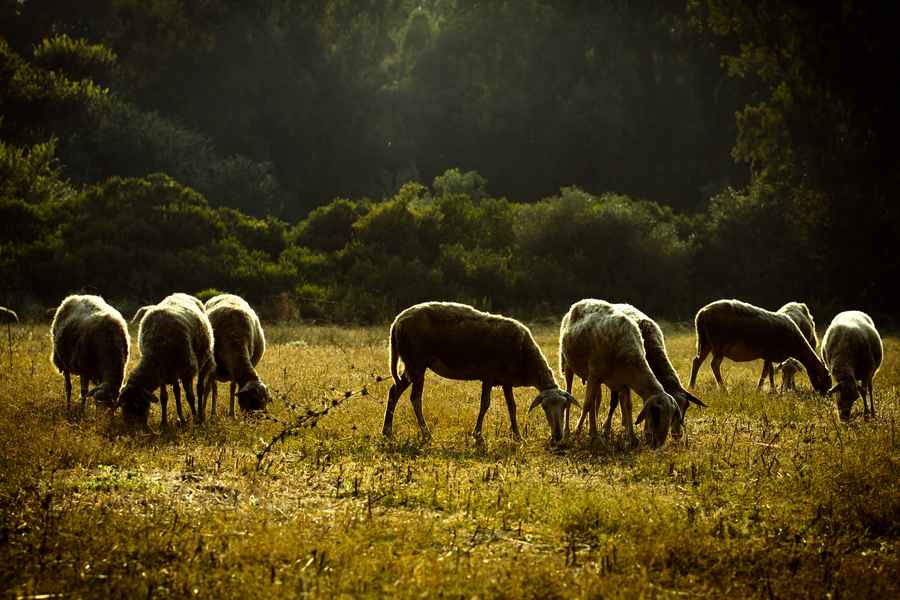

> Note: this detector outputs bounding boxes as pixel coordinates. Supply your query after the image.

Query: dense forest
[1,1,898,324]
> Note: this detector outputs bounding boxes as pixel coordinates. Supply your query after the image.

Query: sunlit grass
[1,322,897,598]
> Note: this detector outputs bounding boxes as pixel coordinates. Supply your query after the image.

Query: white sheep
[821,310,883,421]
[131,292,204,324]
[688,299,831,394]
[120,293,215,429]
[50,295,130,409]
[382,301,577,442]
[566,302,705,442]
[756,302,818,391]
[774,358,804,392]
[559,299,681,448]
[204,293,269,416]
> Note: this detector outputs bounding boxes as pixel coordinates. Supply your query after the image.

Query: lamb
[49,295,130,409]
[203,293,269,416]
[821,310,883,421]
[119,293,215,429]
[688,299,831,394]
[559,299,681,448]
[756,302,818,391]
[774,358,804,392]
[566,302,705,441]
[382,301,577,443]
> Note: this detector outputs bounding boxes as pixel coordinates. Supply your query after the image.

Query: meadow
[1,321,898,598]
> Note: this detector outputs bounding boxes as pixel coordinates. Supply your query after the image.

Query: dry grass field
[1,321,898,598]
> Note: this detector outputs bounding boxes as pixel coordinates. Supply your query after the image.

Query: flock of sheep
[49,293,269,429]
[42,292,883,447]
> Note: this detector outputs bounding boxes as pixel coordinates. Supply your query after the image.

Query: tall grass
[1,323,897,598]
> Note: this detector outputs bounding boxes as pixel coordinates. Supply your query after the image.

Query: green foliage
[432,167,487,200]
[32,34,117,86]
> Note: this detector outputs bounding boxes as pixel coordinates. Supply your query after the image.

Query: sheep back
[391,301,554,388]
[50,294,130,384]
[778,302,818,349]
[695,299,806,363]
[559,300,646,385]
[205,293,266,380]
[822,311,882,380]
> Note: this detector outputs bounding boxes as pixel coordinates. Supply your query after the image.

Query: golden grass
[1,322,898,598]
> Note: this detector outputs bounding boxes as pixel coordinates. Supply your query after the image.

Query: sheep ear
[86,386,101,398]
[686,391,706,408]
[131,305,153,324]
[635,403,649,425]
[528,396,544,413]
[238,381,260,394]
[565,392,580,409]
[827,382,841,396]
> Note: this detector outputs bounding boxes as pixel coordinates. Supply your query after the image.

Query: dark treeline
[1,1,898,325]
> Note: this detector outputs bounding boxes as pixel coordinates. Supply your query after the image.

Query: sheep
[559,299,681,448]
[203,293,269,416]
[565,302,705,442]
[756,302,818,391]
[119,293,215,429]
[821,310,883,421]
[132,292,204,324]
[382,301,578,443]
[774,358,804,392]
[688,299,831,394]
[49,295,130,409]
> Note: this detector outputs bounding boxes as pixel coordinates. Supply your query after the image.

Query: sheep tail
[389,322,401,386]
[694,310,709,358]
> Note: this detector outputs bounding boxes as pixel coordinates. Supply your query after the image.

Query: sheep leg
[563,370,574,436]
[868,379,876,417]
[229,381,237,417]
[573,382,595,435]
[620,389,638,446]
[382,375,411,437]
[472,382,492,439]
[172,383,186,424]
[584,380,602,438]
[196,372,208,422]
[756,361,774,392]
[689,349,709,388]
[603,389,617,438]
[64,371,72,410]
[159,385,169,429]
[409,375,430,439]
[183,376,200,424]
[210,381,218,419]
[710,355,726,389]
[79,376,89,410]
[502,385,521,439]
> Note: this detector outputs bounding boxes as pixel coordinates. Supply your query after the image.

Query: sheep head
[118,384,155,430]
[829,378,863,421]
[808,361,832,396]
[635,392,681,448]
[670,390,705,441]
[237,380,270,413]
[87,383,119,406]
[529,388,578,443]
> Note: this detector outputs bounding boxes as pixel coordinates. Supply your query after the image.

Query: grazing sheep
[120,293,215,429]
[50,295,130,409]
[821,311,883,421]
[204,293,269,416]
[560,299,681,448]
[756,302,818,391]
[774,358,804,392]
[382,301,577,442]
[688,299,831,394]
[567,303,705,442]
